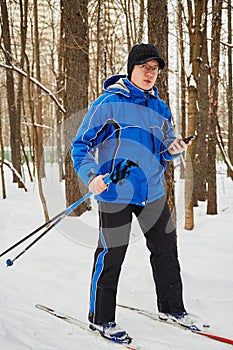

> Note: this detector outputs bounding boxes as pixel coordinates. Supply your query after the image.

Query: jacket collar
[103,74,158,99]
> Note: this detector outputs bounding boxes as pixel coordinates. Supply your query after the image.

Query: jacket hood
[103,74,158,98]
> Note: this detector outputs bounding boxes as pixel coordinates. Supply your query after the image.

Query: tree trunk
[185,0,207,230]
[56,0,65,182]
[0,0,22,186]
[207,0,223,215]
[196,3,209,201]
[148,0,168,100]
[138,0,144,43]
[148,0,177,225]
[177,0,187,179]
[25,54,49,221]
[16,0,28,188]
[63,0,90,216]
[33,0,45,178]
[0,96,6,199]
[123,0,132,50]
[96,0,105,97]
[227,0,233,176]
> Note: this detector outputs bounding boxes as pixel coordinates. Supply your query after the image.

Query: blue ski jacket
[71,75,178,206]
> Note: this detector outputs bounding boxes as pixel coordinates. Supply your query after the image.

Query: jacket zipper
[144,92,149,107]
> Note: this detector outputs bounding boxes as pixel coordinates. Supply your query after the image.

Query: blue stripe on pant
[88,203,132,325]
[89,229,108,315]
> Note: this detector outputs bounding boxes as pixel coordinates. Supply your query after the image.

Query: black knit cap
[127,43,165,80]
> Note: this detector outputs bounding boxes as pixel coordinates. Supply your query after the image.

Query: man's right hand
[88,173,109,194]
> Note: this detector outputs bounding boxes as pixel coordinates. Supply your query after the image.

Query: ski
[118,304,233,346]
[35,304,138,350]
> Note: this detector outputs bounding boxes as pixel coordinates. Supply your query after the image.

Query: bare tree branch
[0,159,28,191]
[22,122,55,131]
[0,62,66,114]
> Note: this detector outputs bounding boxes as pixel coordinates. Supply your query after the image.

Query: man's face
[130,60,160,91]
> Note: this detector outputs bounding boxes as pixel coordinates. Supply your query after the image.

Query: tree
[196,0,209,201]
[63,0,90,215]
[207,0,223,214]
[227,0,233,176]
[138,0,145,43]
[55,0,65,182]
[96,0,105,97]
[17,0,29,187]
[177,0,187,179]
[0,0,22,186]
[185,0,208,230]
[148,0,177,226]
[0,94,6,199]
[25,52,50,221]
[33,0,45,177]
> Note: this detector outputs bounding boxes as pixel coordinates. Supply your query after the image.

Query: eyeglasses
[139,63,160,73]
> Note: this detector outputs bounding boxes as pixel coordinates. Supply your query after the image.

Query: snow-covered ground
[0,164,232,350]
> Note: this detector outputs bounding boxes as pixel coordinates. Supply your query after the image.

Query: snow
[0,164,233,350]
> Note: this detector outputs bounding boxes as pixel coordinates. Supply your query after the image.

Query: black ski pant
[88,197,185,325]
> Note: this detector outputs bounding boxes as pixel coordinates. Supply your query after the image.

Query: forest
[0,0,232,230]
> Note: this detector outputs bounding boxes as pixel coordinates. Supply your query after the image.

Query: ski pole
[0,190,96,260]
[4,159,138,267]
[1,173,113,260]
[6,192,92,267]
[5,189,100,267]
[0,208,70,260]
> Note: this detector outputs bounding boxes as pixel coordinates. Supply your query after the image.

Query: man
[72,43,191,344]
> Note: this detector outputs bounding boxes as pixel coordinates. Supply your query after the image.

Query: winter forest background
[0,0,233,231]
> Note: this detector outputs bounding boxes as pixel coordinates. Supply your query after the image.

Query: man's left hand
[168,136,189,155]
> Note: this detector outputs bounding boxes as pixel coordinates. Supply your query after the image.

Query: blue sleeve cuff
[162,150,182,161]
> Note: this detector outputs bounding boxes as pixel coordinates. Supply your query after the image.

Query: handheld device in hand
[157,135,197,155]
[182,135,197,144]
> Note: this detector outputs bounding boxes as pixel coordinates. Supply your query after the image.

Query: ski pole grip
[102,159,138,186]
[103,173,112,185]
